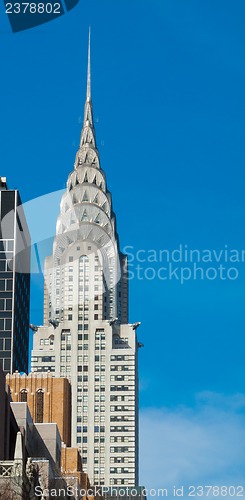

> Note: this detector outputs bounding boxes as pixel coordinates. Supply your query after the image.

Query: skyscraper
[31,33,141,487]
[0,177,30,375]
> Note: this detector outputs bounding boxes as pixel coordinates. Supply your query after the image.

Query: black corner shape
[63,0,79,12]
[3,0,80,33]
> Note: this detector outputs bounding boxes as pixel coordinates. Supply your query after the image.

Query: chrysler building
[31,32,141,487]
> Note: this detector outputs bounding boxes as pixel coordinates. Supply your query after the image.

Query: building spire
[80,27,95,146]
[86,27,91,102]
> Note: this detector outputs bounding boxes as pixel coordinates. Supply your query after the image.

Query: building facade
[0,364,19,461]
[6,371,71,446]
[0,177,30,375]
[1,366,99,499]
[31,34,141,488]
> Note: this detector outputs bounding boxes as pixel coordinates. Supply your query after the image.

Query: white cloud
[139,392,245,497]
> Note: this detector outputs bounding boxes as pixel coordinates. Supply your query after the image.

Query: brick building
[6,371,71,446]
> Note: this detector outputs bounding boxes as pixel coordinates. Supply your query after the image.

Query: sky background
[1,0,245,494]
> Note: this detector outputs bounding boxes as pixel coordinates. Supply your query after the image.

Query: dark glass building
[0,177,30,374]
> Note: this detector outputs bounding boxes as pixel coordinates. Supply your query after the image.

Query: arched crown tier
[53,30,120,264]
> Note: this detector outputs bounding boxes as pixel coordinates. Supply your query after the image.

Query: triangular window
[81,210,89,222]
[84,172,88,183]
[94,213,100,224]
[93,176,97,185]
[82,191,89,202]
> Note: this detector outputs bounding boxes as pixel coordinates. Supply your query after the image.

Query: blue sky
[1,0,245,491]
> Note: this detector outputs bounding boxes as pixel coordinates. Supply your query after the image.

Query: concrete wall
[34,423,61,469]
[10,402,34,457]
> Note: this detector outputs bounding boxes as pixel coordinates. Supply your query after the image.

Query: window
[4,339,11,351]
[20,390,27,402]
[6,279,12,292]
[36,390,44,423]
